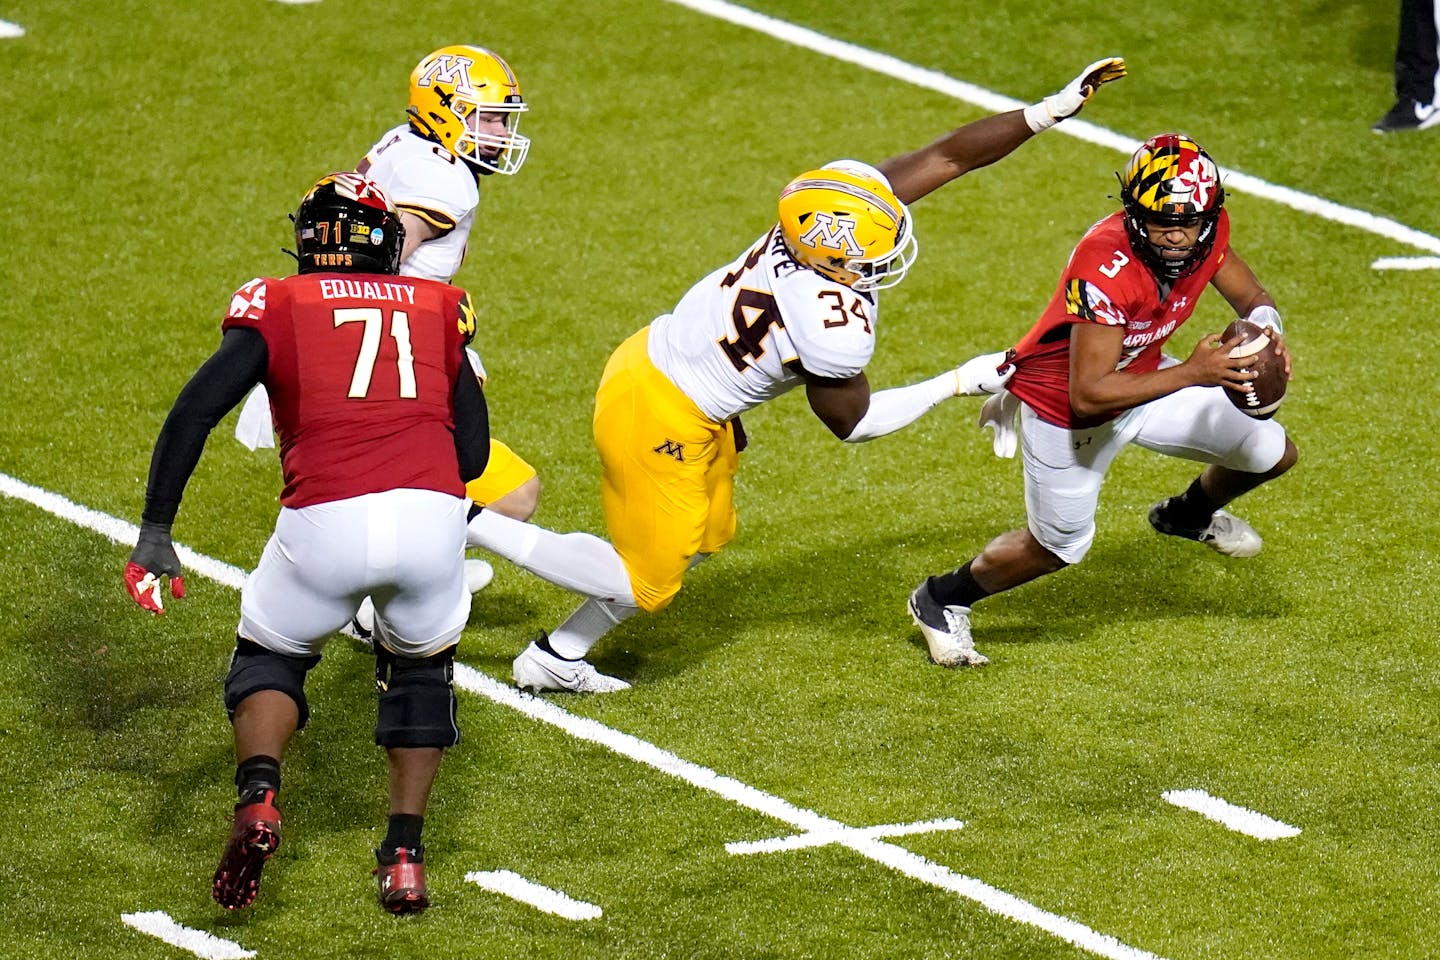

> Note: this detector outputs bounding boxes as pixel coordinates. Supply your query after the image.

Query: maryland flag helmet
[407,44,529,176]
[777,160,918,293]
[294,172,405,275]
[1117,133,1225,280]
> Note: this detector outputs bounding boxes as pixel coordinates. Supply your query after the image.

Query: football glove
[953,350,1017,396]
[1023,57,1127,133]
[125,521,186,614]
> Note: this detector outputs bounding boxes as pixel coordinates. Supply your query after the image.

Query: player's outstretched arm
[801,354,1014,443]
[881,57,1126,205]
[125,328,267,614]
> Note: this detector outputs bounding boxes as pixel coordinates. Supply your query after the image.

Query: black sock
[927,561,991,609]
[235,755,281,806]
[382,814,425,856]
[1168,477,1221,527]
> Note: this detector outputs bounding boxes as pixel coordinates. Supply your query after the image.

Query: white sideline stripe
[1163,789,1301,840]
[1372,256,1440,270]
[1,474,1163,960]
[465,870,603,920]
[660,0,1440,257]
[727,816,965,855]
[0,20,24,38]
[120,912,255,960]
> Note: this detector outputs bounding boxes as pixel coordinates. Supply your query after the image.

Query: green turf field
[3,1,1439,957]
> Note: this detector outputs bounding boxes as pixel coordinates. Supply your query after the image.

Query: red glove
[125,522,186,614]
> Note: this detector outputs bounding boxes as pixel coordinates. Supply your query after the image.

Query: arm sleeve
[842,370,958,443]
[142,328,268,525]
[452,357,491,483]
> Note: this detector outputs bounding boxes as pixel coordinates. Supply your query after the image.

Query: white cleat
[465,558,495,593]
[512,639,631,694]
[907,585,988,667]
[341,596,376,648]
[1149,499,1262,558]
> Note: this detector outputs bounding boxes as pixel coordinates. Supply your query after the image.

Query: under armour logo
[653,439,685,462]
[1171,296,1189,311]
[798,212,863,257]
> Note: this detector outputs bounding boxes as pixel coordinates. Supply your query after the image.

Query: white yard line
[465,870,603,920]
[1163,789,1301,841]
[4,472,1165,960]
[660,0,1440,259]
[1372,256,1440,270]
[726,816,965,855]
[120,912,254,960]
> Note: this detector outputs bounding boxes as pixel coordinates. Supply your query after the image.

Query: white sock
[548,598,637,659]
[467,509,635,603]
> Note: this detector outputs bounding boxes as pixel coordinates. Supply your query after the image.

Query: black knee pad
[224,637,321,728]
[375,645,459,749]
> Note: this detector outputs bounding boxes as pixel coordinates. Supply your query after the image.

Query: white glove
[1244,305,1284,336]
[1022,57,1127,133]
[953,351,1016,396]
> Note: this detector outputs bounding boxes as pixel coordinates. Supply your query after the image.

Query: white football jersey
[358,123,479,283]
[647,227,880,423]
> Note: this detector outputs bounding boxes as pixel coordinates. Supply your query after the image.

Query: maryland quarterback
[908,134,1299,668]
[459,59,1129,693]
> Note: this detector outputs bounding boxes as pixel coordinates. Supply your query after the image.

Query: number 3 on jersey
[334,307,417,398]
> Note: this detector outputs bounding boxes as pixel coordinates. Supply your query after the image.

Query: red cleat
[212,792,282,910]
[374,846,428,915]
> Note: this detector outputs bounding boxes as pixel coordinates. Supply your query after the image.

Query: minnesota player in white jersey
[233,45,541,607]
[465,58,1128,693]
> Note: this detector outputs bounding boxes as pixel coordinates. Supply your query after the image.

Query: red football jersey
[1007,210,1231,428]
[222,272,476,507]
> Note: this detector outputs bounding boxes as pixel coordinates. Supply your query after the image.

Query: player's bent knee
[224,637,321,728]
[375,645,459,749]
[1234,425,1291,475]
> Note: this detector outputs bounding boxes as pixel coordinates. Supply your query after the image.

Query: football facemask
[408,44,530,176]
[777,167,918,293]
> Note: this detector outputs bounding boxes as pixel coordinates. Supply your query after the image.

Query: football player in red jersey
[123,173,490,915]
[908,134,1299,668]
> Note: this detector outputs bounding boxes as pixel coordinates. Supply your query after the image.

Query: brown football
[1221,318,1286,419]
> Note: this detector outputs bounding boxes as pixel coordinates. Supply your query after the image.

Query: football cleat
[212,792,282,910]
[1148,498,1262,558]
[374,846,429,915]
[464,558,494,593]
[907,584,988,667]
[513,637,631,694]
[340,597,376,649]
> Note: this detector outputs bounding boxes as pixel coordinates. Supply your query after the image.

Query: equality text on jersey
[317,278,419,305]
